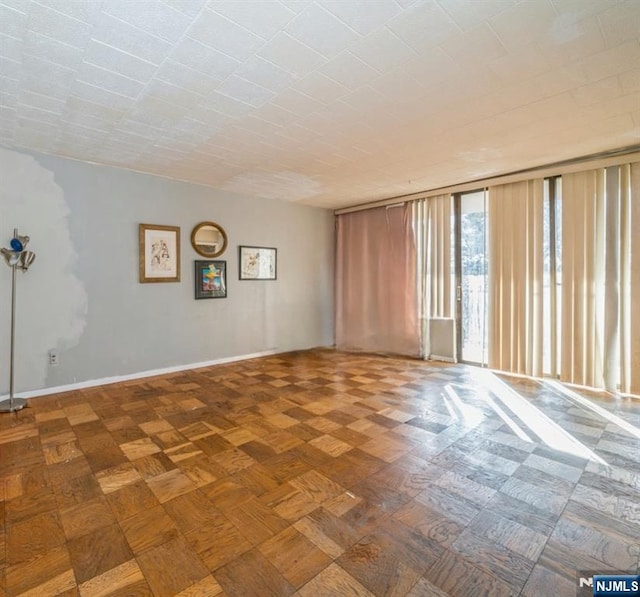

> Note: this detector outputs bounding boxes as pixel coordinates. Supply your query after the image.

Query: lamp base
[0,398,27,412]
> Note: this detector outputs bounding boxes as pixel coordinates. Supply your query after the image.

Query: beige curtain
[560,164,639,393]
[415,195,453,357]
[603,165,622,392]
[488,179,544,376]
[561,169,606,388]
[619,164,631,394]
[335,204,420,357]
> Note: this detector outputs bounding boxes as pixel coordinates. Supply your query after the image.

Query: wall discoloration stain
[0,148,88,394]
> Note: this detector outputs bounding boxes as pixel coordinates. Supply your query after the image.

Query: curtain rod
[334,146,640,215]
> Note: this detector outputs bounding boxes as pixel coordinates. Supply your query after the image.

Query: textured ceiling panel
[0,0,638,208]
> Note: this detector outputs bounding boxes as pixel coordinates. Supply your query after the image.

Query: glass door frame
[454,193,463,363]
[454,189,488,366]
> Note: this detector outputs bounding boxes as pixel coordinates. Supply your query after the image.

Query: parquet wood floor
[1,349,639,596]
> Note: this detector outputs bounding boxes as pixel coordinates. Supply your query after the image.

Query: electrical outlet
[49,349,59,366]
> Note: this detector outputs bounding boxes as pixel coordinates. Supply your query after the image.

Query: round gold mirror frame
[190,221,228,258]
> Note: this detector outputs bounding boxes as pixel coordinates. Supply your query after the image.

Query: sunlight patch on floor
[443,384,485,427]
[468,369,607,464]
[543,380,640,440]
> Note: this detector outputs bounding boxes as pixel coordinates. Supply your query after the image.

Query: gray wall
[0,147,334,394]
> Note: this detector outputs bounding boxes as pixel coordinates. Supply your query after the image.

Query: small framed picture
[139,223,180,283]
[239,246,277,280]
[195,260,227,299]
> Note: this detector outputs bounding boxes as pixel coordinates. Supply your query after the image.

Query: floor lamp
[0,228,36,413]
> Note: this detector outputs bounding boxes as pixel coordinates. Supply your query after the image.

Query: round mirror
[191,221,227,258]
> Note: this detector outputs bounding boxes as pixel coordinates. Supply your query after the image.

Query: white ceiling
[0,0,638,209]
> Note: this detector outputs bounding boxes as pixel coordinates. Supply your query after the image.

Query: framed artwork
[195,260,227,299]
[239,246,277,280]
[139,224,180,283]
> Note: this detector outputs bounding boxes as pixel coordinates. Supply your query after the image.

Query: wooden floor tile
[499,476,570,516]
[174,575,223,596]
[132,452,177,480]
[537,539,620,583]
[225,495,289,545]
[258,526,332,588]
[261,431,304,454]
[85,445,129,473]
[164,442,202,464]
[562,499,640,553]
[54,473,103,511]
[105,480,160,523]
[414,485,480,527]
[214,547,295,597]
[350,475,413,514]
[67,522,133,584]
[5,545,74,596]
[59,496,116,541]
[77,559,148,597]
[294,516,345,559]
[237,440,278,463]
[393,500,463,549]
[4,484,57,524]
[483,491,559,536]
[1,348,637,596]
[260,452,311,483]
[450,528,535,589]
[119,504,179,554]
[289,469,345,505]
[464,509,549,562]
[7,510,66,565]
[210,447,257,475]
[375,516,445,574]
[520,564,577,597]
[338,537,422,596]
[184,516,252,571]
[220,427,260,446]
[550,515,637,570]
[95,463,142,495]
[162,490,223,534]
[434,470,497,507]
[154,429,189,451]
[47,457,93,487]
[139,419,174,436]
[201,478,254,511]
[296,562,374,597]
[570,483,640,525]
[406,576,450,596]
[136,536,209,597]
[426,549,516,597]
[42,440,83,465]
[0,424,38,445]
[234,462,280,497]
[146,468,197,503]
[14,568,76,597]
[119,437,161,461]
[262,484,318,521]
[323,491,362,517]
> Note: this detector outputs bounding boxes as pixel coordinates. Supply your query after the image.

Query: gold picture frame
[139,223,181,283]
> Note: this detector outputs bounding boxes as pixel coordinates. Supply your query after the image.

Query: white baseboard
[0,349,281,402]
[428,354,457,363]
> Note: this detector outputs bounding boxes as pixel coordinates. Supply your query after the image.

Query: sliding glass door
[455,190,488,365]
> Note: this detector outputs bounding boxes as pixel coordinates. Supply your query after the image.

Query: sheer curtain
[629,163,640,395]
[415,195,453,358]
[335,204,420,357]
[487,179,544,376]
